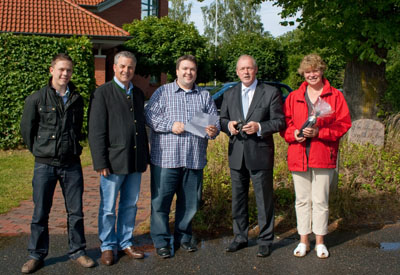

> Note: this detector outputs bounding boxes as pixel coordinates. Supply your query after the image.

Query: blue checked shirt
[145,81,220,169]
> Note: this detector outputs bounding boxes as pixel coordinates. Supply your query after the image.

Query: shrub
[217,32,288,82]
[195,114,400,234]
[0,33,95,149]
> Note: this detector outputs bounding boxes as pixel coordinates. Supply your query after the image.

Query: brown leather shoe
[123,246,144,259]
[73,255,95,268]
[21,259,43,273]
[101,250,114,266]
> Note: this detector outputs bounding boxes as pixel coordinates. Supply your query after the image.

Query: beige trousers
[292,168,334,236]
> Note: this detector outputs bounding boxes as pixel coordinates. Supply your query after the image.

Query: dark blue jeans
[28,162,86,260]
[150,165,203,249]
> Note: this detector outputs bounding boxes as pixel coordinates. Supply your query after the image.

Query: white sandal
[293,243,309,257]
[315,244,329,259]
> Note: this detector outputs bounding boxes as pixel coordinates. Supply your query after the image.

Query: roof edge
[0,31,132,41]
[80,0,123,12]
[64,0,130,36]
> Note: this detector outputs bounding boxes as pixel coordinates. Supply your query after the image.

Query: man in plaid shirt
[145,55,220,258]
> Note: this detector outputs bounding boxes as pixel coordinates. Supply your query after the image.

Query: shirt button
[127,95,131,99]
[136,132,138,136]
[134,120,137,123]
[134,146,137,149]
[130,108,133,112]
[52,108,55,111]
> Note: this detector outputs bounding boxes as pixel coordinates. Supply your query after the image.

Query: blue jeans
[28,162,86,260]
[98,173,141,251]
[150,165,203,248]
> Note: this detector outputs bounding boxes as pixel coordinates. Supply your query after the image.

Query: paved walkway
[0,166,151,236]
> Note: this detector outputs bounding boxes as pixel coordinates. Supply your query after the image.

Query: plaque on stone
[347,119,385,147]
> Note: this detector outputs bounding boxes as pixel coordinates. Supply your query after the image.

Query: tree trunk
[343,59,387,120]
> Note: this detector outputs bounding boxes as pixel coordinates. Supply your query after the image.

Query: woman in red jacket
[282,54,351,258]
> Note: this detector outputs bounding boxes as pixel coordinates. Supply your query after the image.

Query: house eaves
[77,0,123,13]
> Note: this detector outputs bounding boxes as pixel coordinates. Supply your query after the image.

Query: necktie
[242,88,250,118]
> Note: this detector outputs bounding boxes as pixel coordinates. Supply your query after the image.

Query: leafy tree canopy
[218,32,288,82]
[202,0,264,44]
[278,29,346,89]
[251,0,400,64]
[169,0,193,24]
[123,16,210,82]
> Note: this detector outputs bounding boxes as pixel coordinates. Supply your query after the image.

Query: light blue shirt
[242,79,262,136]
[113,76,133,95]
[56,86,70,105]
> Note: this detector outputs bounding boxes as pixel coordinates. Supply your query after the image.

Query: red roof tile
[0,0,130,37]
[71,0,106,6]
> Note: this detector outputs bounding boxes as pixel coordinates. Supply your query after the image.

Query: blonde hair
[297,54,327,76]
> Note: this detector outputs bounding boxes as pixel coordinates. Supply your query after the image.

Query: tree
[218,32,288,82]
[123,16,211,82]
[278,29,346,90]
[384,44,400,114]
[202,0,264,44]
[169,0,193,24]
[251,0,400,120]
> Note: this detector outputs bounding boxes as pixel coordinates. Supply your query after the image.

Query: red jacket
[281,79,351,172]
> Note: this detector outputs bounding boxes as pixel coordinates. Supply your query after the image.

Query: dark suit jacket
[88,80,149,174]
[220,81,285,170]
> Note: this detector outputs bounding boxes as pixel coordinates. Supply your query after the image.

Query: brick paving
[0,166,151,237]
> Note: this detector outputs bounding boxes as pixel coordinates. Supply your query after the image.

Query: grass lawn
[0,144,92,214]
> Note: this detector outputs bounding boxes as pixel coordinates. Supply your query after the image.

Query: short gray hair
[114,51,137,65]
[236,55,257,69]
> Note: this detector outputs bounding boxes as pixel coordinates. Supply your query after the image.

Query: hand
[302,126,319,138]
[228,121,239,136]
[172,122,185,134]
[97,168,110,177]
[205,125,218,137]
[242,121,259,135]
[294,129,306,143]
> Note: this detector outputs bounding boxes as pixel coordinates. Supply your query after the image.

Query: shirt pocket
[38,105,57,126]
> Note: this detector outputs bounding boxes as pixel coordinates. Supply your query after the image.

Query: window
[141,0,159,19]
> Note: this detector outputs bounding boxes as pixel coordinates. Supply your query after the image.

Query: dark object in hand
[234,119,247,138]
[234,119,244,131]
[298,116,317,137]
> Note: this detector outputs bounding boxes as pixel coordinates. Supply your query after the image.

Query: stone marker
[347,119,385,147]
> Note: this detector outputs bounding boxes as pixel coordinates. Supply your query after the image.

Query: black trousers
[230,161,274,246]
[28,162,86,260]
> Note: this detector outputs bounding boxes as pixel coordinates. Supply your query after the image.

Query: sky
[188,0,299,38]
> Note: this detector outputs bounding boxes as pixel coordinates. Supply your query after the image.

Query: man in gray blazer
[220,55,285,257]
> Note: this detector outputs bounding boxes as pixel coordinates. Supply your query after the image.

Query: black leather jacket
[20,79,84,166]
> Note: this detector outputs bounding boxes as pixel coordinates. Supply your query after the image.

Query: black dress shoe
[257,245,272,257]
[156,247,171,258]
[225,241,248,252]
[181,242,198,252]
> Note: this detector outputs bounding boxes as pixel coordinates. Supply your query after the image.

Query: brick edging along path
[0,166,151,236]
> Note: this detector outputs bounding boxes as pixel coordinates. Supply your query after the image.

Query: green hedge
[0,33,95,149]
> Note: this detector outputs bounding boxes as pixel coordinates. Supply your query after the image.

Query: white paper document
[184,112,219,138]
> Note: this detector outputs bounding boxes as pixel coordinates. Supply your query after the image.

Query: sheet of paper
[184,112,219,138]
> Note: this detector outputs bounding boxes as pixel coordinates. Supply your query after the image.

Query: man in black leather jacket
[20,53,94,273]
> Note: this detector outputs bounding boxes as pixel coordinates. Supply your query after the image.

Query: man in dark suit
[220,55,285,257]
[88,51,149,266]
